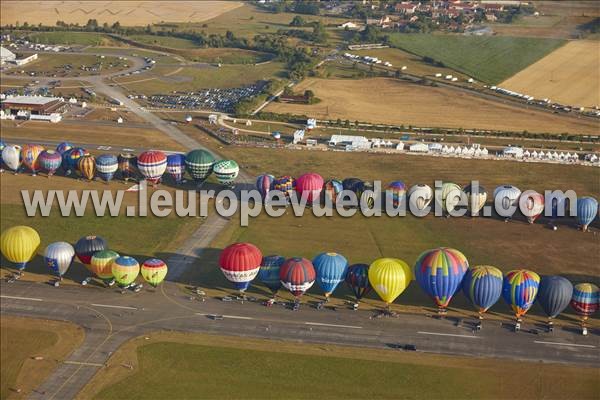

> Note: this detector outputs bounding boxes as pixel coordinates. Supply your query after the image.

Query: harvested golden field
[265,78,599,134]
[500,40,600,107]
[0,1,242,26]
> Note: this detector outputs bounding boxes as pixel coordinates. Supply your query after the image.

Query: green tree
[290,16,305,26]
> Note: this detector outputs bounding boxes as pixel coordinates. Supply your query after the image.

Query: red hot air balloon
[218,243,263,294]
[295,173,324,205]
[280,257,316,299]
[137,151,167,185]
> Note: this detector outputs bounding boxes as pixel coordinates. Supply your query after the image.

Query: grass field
[20,31,120,46]
[126,34,199,49]
[1,316,84,399]
[0,1,243,26]
[387,33,566,84]
[81,332,600,400]
[500,40,599,107]
[264,78,599,134]
[2,53,127,78]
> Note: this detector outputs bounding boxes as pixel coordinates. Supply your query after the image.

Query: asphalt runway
[1,279,599,399]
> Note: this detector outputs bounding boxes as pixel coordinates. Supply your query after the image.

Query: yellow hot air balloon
[0,226,41,271]
[368,258,412,309]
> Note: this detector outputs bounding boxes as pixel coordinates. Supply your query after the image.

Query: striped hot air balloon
[95,154,119,182]
[118,153,137,181]
[74,236,108,265]
[44,242,75,279]
[387,181,407,208]
[213,160,239,186]
[78,154,96,181]
[571,283,599,317]
[256,174,275,201]
[38,150,62,177]
[218,243,262,293]
[280,257,316,298]
[111,256,140,286]
[345,263,371,302]
[138,151,167,185]
[21,144,45,175]
[63,147,88,174]
[56,142,74,155]
[141,258,168,286]
[185,149,215,183]
[313,252,348,299]
[166,153,186,184]
[90,250,120,280]
[414,247,469,312]
[2,145,22,173]
[576,197,598,232]
[258,255,285,294]
[462,265,503,317]
[502,269,540,319]
[296,173,324,205]
[0,226,40,271]
[322,179,343,206]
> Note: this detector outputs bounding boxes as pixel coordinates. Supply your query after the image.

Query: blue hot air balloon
[95,154,118,182]
[462,265,503,318]
[313,252,348,300]
[577,196,598,231]
[537,276,573,322]
[258,255,285,294]
[56,142,74,155]
[345,263,371,302]
[167,153,186,184]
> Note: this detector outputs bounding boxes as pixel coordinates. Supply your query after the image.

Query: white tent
[474,148,482,157]
[442,145,449,153]
[466,147,475,155]
[448,146,456,154]
[531,151,538,158]
[481,148,488,156]
[538,151,546,159]
[558,152,565,160]
[396,142,405,151]
[552,151,560,159]
[385,140,393,147]
[524,150,530,157]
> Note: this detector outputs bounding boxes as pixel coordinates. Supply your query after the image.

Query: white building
[306,118,317,130]
[293,129,305,144]
[208,114,218,124]
[503,146,524,158]
[409,143,429,153]
[339,21,359,29]
[0,46,16,64]
[328,134,369,148]
[396,142,405,151]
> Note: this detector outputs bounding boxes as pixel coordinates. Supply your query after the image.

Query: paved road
[1,280,598,399]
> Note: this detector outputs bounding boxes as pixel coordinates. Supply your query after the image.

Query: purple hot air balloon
[38,150,62,177]
[256,174,275,201]
[166,153,186,184]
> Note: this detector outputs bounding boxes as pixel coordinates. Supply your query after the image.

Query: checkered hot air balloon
[138,151,167,185]
[273,176,295,200]
[213,159,239,186]
[185,149,215,183]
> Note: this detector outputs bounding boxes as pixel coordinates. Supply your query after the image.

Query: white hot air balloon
[2,145,22,173]
[44,241,75,280]
[493,185,521,220]
[408,184,433,213]
[520,190,545,224]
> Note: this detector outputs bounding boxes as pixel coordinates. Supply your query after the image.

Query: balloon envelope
[387,181,407,208]
[345,263,371,301]
[166,153,186,183]
[494,185,521,217]
[368,258,412,305]
[570,283,599,317]
[95,154,119,182]
[2,145,22,172]
[520,191,544,224]
[280,257,316,297]
[138,151,167,184]
[462,265,503,313]
[38,150,62,176]
[44,242,75,277]
[90,250,120,280]
[273,176,295,199]
[141,258,168,286]
[323,179,343,205]
[21,144,45,174]
[408,184,433,211]
[537,275,573,318]
[313,252,348,297]
[258,255,285,293]
[118,153,137,180]
[78,154,96,180]
[111,256,140,286]
[256,174,275,199]
[64,147,87,171]
[218,243,262,291]
[576,197,598,230]
[502,269,540,318]
[296,173,324,204]
[56,142,74,155]
[213,160,239,186]
[0,226,41,270]
[185,149,215,182]
[74,236,108,265]
[439,182,462,213]
[463,183,487,216]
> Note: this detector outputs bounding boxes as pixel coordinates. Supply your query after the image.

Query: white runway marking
[1,295,43,302]
[418,331,480,339]
[305,322,363,329]
[223,315,253,320]
[534,341,596,349]
[64,360,104,367]
[90,303,137,310]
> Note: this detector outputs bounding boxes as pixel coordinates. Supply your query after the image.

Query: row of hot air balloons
[255,174,599,230]
[0,142,240,187]
[0,226,168,287]
[218,243,599,325]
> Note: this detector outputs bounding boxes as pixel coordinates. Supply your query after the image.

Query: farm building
[1,95,66,116]
[328,134,370,150]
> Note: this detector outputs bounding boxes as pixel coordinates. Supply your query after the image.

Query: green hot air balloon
[185,149,215,183]
[213,160,239,187]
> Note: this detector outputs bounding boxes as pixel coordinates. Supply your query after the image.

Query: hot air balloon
[2,145,22,173]
[185,115,193,123]
[494,185,521,220]
[322,179,343,206]
[313,252,348,300]
[520,191,544,224]
[345,263,371,304]
[64,147,88,175]
[408,184,433,212]
[550,193,569,227]
[462,265,502,319]
[77,154,96,181]
[537,275,573,330]
[95,154,118,182]
[463,183,487,217]
[111,256,140,286]
[44,242,75,279]
[21,144,45,175]
[118,153,137,182]
[280,257,316,298]
[218,243,262,294]
[138,150,167,185]
[577,197,598,231]
[141,258,168,286]
[439,182,463,214]
[502,269,540,323]
[414,247,469,313]
[90,250,120,280]
[258,255,285,295]
[185,149,215,183]
[213,160,239,187]
[38,150,62,177]
[273,175,295,200]
[368,258,412,310]
[296,173,324,205]
[256,174,275,201]
[0,140,5,172]
[387,181,407,208]
[166,153,186,184]
[342,177,364,197]
[0,226,40,271]
[56,142,74,155]
[571,283,599,335]
[74,236,108,265]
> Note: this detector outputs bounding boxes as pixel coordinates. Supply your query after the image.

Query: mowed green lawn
[92,341,599,400]
[387,33,566,83]
[24,31,119,46]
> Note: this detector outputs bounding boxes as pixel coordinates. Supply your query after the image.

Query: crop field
[81,332,599,400]
[387,33,566,84]
[264,78,599,134]
[2,53,127,78]
[19,31,120,46]
[0,1,243,26]
[1,316,84,399]
[500,40,600,107]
